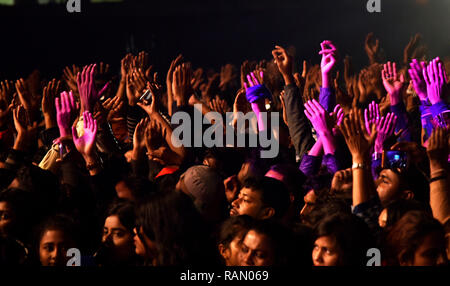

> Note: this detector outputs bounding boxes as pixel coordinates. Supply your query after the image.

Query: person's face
[219,233,245,266]
[312,236,341,266]
[403,231,447,266]
[300,190,316,221]
[39,230,72,266]
[133,227,157,264]
[115,181,135,201]
[0,201,14,236]
[230,188,269,219]
[102,215,134,262]
[238,230,275,266]
[376,169,401,205]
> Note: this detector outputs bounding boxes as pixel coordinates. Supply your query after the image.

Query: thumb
[98,81,110,97]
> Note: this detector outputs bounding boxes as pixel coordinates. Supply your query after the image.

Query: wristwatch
[352,162,367,170]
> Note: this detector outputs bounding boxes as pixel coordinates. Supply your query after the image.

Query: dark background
[0,0,449,79]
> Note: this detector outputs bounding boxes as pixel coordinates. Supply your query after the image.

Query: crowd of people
[0,32,448,266]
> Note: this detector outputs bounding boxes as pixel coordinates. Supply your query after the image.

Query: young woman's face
[39,230,72,266]
[238,230,275,266]
[312,236,341,266]
[403,231,447,266]
[220,232,246,266]
[102,215,134,262]
[133,227,157,264]
[0,201,14,236]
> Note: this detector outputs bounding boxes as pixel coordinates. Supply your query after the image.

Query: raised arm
[272,45,314,161]
[426,127,450,224]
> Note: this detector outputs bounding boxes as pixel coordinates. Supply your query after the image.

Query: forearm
[319,87,336,113]
[43,114,57,130]
[321,73,332,90]
[250,101,267,132]
[390,101,411,141]
[151,112,186,160]
[308,138,323,156]
[352,154,378,206]
[283,84,315,160]
[115,79,126,102]
[429,162,450,224]
[320,133,336,155]
[82,153,102,176]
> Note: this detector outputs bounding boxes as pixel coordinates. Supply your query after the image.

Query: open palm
[73,111,97,157]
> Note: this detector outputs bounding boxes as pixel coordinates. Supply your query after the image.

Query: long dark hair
[135,190,218,266]
[384,210,446,266]
[314,212,373,266]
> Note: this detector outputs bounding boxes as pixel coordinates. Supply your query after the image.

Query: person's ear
[401,190,414,200]
[260,207,275,220]
[218,244,230,260]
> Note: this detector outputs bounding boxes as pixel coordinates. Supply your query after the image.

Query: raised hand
[15,78,39,116]
[191,67,204,91]
[319,40,338,88]
[166,54,183,115]
[42,79,61,128]
[63,64,80,93]
[132,51,149,71]
[340,108,377,163]
[305,99,336,154]
[0,80,14,105]
[136,82,161,117]
[423,57,448,105]
[72,111,98,157]
[374,112,398,154]
[331,104,344,130]
[293,60,308,91]
[233,88,251,114]
[77,64,109,113]
[13,105,38,151]
[331,168,353,193]
[382,61,406,105]
[209,95,230,115]
[219,64,237,90]
[408,59,428,101]
[304,99,333,136]
[271,45,294,85]
[200,73,220,102]
[0,80,13,128]
[172,63,193,106]
[55,91,78,137]
[97,62,111,80]
[144,119,165,153]
[403,34,426,65]
[131,117,148,161]
[127,67,148,105]
[102,94,124,121]
[365,32,385,64]
[364,101,381,135]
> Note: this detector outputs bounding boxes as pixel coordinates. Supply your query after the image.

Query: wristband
[352,162,367,170]
[245,84,272,103]
[430,175,447,183]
